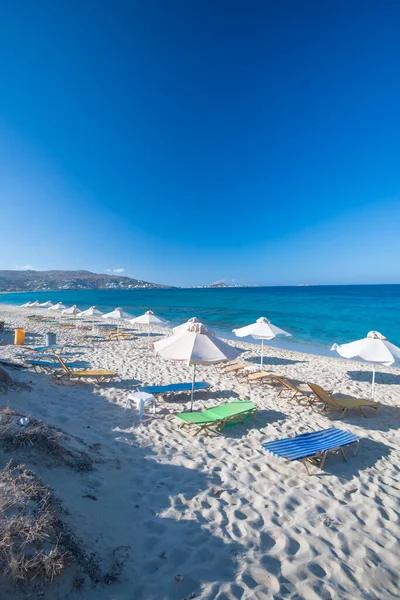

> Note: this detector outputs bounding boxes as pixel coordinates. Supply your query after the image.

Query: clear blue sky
[0,0,399,286]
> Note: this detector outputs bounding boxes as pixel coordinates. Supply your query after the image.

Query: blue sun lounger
[262,428,359,474]
[26,360,90,373]
[140,382,211,395]
[32,345,64,353]
[15,352,85,360]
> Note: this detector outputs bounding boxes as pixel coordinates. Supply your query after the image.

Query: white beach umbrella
[103,307,132,320]
[131,310,169,348]
[154,322,241,410]
[30,300,41,308]
[332,331,400,399]
[78,306,104,318]
[62,305,82,315]
[130,310,169,326]
[172,316,214,336]
[39,301,53,308]
[48,302,67,311]
[233,317,291,366]
[131,310,169,372]
[102,307,132,335]
[20,301,33,308]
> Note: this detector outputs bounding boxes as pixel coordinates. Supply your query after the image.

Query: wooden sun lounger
[237,370,281,386]
[275,377,316,406]
[218,361,246,372]
[219,362,248,374]
[53,355,117,385]
[106,332,135,340]
[308,383,380,418]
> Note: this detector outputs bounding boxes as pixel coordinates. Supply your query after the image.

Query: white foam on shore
[0,304,399,599]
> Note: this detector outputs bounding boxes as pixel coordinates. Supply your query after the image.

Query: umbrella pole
[261,339,264,367]
[372,364,376,400]
[190,364,196,412]
[147,329,150,381]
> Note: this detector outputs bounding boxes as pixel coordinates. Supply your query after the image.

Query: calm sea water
[1,285,400,353]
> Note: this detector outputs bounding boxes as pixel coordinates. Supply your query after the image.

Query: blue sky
[0,0,399,286]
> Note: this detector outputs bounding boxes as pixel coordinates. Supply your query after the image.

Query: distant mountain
[0,270,169,292]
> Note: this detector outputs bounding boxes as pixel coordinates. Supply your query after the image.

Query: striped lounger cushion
[263,428,359,462]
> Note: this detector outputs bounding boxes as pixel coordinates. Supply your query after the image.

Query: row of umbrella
[20,300,400,401]
[21,301,168,326]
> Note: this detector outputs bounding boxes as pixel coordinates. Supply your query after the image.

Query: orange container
[14,328,26,345]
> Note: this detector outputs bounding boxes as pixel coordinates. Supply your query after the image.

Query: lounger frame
[300,440,359,475]
[178,406,257,437]
[53,355,117,385]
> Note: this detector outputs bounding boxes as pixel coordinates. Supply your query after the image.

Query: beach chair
[263,427,359,474]
[219,361,246,372]
[79,334,106,342]
[26,359,90,373]
[307,383,379,418]
[237,370,280,386]
[53,355,117,384]
[31,345,64,353]
[107,331,135,341]
[15,352,84,361]
[275,377,316,405]
[176,401,257,436]
[219,362,248,375]
[140,382,211,397]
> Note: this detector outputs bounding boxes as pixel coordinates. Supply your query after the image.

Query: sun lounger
[106,332,135,340]
[176,401,257,436]
[26,360,90,373]
[79,335,106,341]
[15,353,84,360]
[275,377,316,405]
[219,362,248,374]
[219,361,246,372]
[31,345,64,353]
[263,427,359,474]
[54,355,117,384]
[140,382,211,396]
[237,370,281,386]
[308,383,379,418]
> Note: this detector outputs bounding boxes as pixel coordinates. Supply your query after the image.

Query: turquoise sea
[1,285,400,354]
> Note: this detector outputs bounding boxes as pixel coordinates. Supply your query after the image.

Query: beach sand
[0,304,399,599]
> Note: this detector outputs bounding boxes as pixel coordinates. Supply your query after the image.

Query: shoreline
[0,300,373,360]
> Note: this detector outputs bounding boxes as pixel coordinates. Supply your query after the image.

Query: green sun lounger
[176,401,257,436]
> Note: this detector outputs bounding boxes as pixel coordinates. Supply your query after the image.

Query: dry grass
[0,462,67,583]
[0,409,95,471]
[0,410,118,592]
[0,462,117,588]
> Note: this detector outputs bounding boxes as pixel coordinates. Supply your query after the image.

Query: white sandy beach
[0,304,399,600]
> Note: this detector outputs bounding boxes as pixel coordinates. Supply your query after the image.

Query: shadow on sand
[347,369,400,386]
[322,402,400,432]
[321,437,391,480]
[221,409,287,439]
[1,366,245,600]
